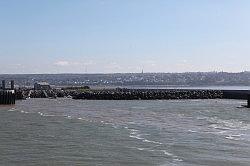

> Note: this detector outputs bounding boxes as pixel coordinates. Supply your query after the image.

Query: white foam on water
[196,116,207,120]
[159,150,183,162]
[129,129,139,134]
[198,116,250,141]
[159,150,173,156]
[143,139,163,145]
[149,149,183,163]
[43,114,56,117]
[231,134,245,137]
[7,108,17,112]
[128,146,177,159]
[112,125,118,129]
[209,124,231,130]
[128,128,163,146]
[225,134,245,141]
[62,114,72,119]
[137,147,146,151]
[38,112,44,116]
[127,146,147,151]
[173,158,183,162]
[225,135,241,141]
[188,129,197,133]
[216,131,227,134]
[20,110,29,114]
[129,135,144,140]
[37,112,57,117]
[207,117,246,130]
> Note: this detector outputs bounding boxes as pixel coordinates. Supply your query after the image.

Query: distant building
[1,80,15,90]
[34,82,51,90]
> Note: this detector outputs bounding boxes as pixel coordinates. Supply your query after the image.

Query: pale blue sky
[0,0,250,73]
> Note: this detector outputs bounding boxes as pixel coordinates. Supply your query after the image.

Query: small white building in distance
[34,82,51,90]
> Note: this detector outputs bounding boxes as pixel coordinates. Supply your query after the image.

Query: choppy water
[1,99,250,166]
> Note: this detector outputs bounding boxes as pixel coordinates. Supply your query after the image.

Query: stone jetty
[16,88,223,100]
[72,89,223,100]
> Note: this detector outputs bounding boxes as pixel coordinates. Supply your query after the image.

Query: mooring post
[11,80,14,90]
[247,94,250,108]
[0,91,2,104]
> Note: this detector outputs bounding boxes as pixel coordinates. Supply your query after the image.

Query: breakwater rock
[72,89,223,100]
[14,88,250,100]
[18,89,79,99]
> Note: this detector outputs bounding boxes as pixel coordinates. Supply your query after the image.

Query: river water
[1,99,250,166]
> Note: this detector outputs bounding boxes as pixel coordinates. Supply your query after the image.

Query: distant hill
[1,72,250,87]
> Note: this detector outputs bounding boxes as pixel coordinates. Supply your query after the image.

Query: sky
[0,0,250,74]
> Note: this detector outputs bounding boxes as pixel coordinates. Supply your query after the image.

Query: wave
[128,146,183,163]
[195,115,250,141]
[7,108,17,112]
[208,117,250,131]
[225,134,245,141]
[128,146,173,156]
[7,108,28,114]
[142,139,163,145]
[188,129,197,133]
[128,128,163,146]
[37,112,60,117]
[20,110,29,114]
[64,115,72,119]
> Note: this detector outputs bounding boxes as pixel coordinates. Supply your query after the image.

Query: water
[92,85,250,91]
[1,99,250,165]
[121,85,250,90]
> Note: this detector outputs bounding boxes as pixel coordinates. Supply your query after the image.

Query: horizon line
[0,71,249,75]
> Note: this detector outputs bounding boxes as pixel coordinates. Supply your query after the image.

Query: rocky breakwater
[13,89,70,99]
[72,89,223,100]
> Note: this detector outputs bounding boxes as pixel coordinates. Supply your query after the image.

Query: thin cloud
[54,61,70,66]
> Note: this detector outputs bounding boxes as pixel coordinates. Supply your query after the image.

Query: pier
[4,85,250,106]
[0,80,15,105]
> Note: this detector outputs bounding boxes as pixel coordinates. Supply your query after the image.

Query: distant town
[0,72,250,88]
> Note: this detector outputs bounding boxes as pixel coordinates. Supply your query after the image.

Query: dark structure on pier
[0,80,15,105]
[221,90,250,108]
[0,91,15,105]
[34,82,51,90]
[247,94,250,108]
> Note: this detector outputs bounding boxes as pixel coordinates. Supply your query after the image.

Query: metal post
[247,94,250,108]
[11,80,14,90]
